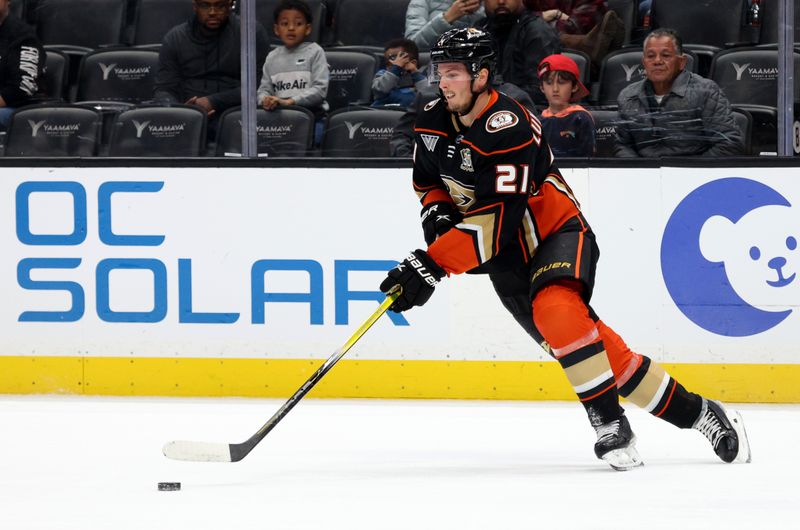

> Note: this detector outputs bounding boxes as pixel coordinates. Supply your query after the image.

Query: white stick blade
[162,440,232,462]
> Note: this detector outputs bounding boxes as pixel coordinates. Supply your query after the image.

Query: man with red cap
[538,54,595,157]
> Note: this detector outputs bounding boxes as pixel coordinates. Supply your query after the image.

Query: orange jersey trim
[474,89,499,120]
[461,136,534,157]
[428,229,481,275]
[421,188,454,206]
[414,127,450,137]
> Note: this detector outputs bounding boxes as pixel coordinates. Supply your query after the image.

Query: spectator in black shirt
[0,0,45,130]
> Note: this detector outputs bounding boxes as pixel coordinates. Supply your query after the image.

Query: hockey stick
[162,287,401,463]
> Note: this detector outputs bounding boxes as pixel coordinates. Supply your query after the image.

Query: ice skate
[693,399,752,464]
[594,414,643,471]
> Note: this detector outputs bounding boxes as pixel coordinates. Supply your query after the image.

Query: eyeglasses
[194,1,231,12]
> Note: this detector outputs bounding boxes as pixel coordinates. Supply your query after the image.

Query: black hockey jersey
[412,89,585,275]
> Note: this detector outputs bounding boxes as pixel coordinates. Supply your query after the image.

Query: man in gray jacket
[614,28,743,158]
[154,0,269,122]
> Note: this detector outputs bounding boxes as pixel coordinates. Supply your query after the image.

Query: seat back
[730,106,752,155]
[75,48,161,103]
[325,50,377,111]
[595,48,696,106]
[562,49,591,86]
[758,0,800,45]
[34,0,128,48]
[650,0,745,48]
[607,0,637,46]
[132,0,194,46]
[321,108,402,156]
[215,106,315,156]
[333,0,410,46]
[4,105,101,157]
[710,48,800,107]
[588,109,622,157]
[44,49,70,101]
[108,106,207,156]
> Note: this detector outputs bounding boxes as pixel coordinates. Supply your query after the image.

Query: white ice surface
[1,396,798,529]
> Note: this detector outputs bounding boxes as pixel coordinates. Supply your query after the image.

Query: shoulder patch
[486,110,518,133]
[424,98,441,111]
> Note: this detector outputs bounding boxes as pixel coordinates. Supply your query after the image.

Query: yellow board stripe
[0,357,799,403]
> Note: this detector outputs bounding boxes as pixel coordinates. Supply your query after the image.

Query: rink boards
[1,165,798,402]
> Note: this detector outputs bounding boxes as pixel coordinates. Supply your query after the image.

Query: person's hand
[443,0,481,23]
[404,59,419,74]
[389,50,412,69]
[262,95,281,110]
[185,96,216,116]
[542,8,567,22]
[420,201,459,245]
[379,250,445,312]
[277,97,295,107]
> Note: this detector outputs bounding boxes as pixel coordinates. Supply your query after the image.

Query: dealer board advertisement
[0,166,797,400]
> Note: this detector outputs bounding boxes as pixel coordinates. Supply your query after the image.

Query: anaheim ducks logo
[485,110,518,133]
[440,175,475,211]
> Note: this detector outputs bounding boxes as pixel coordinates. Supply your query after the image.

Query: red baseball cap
[537,54,590,102]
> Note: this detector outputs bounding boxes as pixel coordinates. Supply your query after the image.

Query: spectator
[405,0,485,51]
[0,0,45,130]
[615,28,743,157]
[258,0,328,115]
[537,54,594,157]
[371,38,428,108]
[480,0,561,106]
[526,0,625,71]
[154,0,270,132]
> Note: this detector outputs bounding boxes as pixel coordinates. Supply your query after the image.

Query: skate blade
[601,442,644,471]
[730,410,752,464]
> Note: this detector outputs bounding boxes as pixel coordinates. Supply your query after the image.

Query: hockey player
[379,28,751,471]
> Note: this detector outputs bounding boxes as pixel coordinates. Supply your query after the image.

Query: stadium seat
[607,0,637,46]
[332,0,411,46]
[132,0,195,46]
[4,104,102,157]
[709,48,800,107]
[74,48,160,103]
[33,0,128,49]
[325,50,377,111]
[321,108,402,157]
[43,49,70,101]
[731,106,753,156]
[593,48,696,107]
[562,49,591,85]
[214,106,315,157]
[650,0,747,76]
[236,0,326,45]
[107,106,207,157]
[588,108,622,157]
[758,1,800,45]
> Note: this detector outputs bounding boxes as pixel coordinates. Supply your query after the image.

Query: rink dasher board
[0,166,798,402]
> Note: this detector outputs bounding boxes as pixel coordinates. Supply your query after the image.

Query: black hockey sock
[618,356,703,429]
[558,340,622,427]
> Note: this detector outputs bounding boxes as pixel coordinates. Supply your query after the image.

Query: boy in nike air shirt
[257,0,329,120]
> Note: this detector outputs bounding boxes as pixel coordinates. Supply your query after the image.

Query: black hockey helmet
[429,28,497,80]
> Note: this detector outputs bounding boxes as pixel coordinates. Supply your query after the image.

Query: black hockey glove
[420,201,460,245]
[380,249,446,312]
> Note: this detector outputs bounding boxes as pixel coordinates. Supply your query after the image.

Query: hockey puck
[158,482,181,491]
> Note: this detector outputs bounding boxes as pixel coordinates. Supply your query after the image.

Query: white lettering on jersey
[495,164,530,194]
